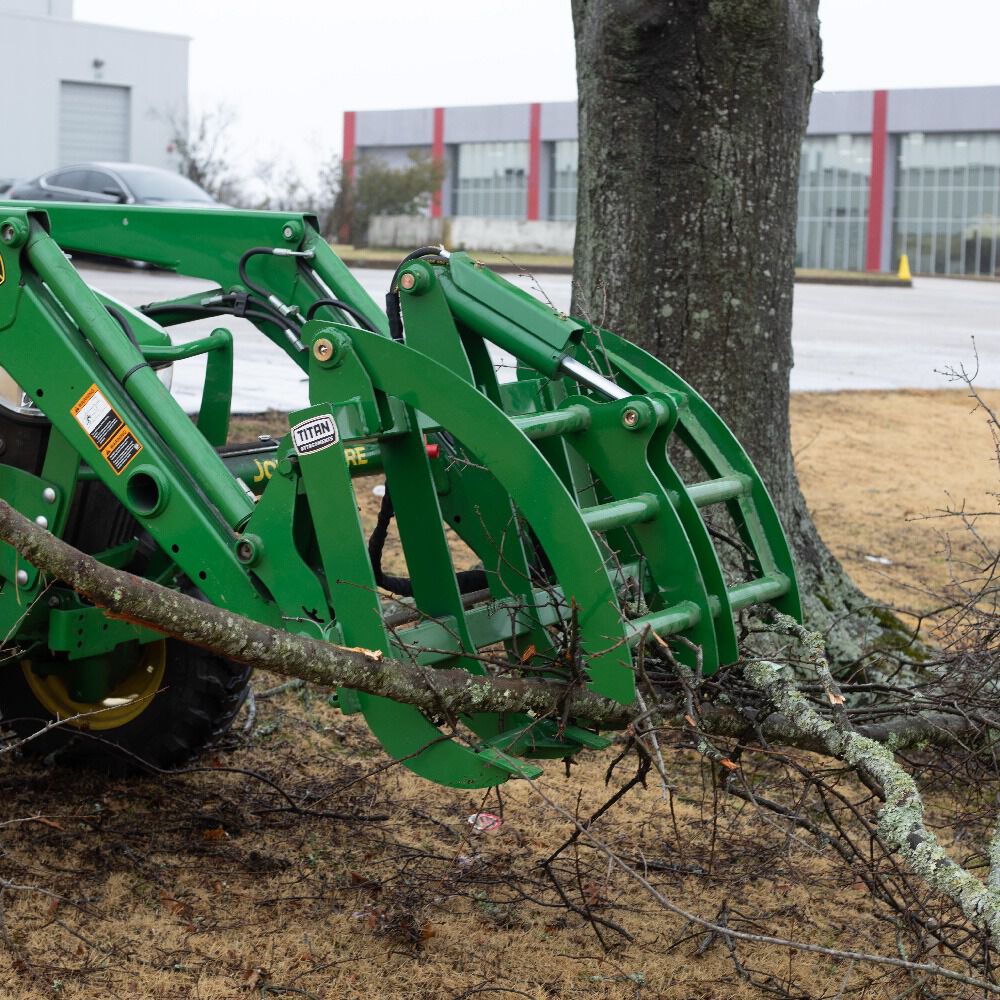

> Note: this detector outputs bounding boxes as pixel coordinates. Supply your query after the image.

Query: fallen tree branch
[745,614,1000,949]
[0,499,628,725]
[0,499,993,759]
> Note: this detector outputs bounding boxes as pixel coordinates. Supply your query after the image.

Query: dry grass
[0,706,905,1000]
[791,388,1000,615]
[1,389,998,998]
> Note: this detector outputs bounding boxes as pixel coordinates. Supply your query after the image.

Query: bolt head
[0,223,14,245]
[622,408,640,428]
[15,569,28,586]
[34,515,48,529]
[282,225,294,240]
[399,272,416,291]
[236,540,254,562]
[312,337,333,362]
[42,487,56,504]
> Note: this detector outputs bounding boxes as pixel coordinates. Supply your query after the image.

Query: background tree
[570,0,894,663]
[166,106,246,205]
[331,151,445,245]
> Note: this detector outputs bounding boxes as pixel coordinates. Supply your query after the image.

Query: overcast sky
[73,0,1000,181]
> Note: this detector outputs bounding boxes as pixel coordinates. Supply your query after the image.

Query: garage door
[58,82,131,165]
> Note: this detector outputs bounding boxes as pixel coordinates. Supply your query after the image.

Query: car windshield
[116,167,214,203]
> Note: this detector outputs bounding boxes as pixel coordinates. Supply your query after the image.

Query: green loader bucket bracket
[0,202,799,788]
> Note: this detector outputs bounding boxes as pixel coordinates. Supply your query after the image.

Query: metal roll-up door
[58,82,131,165]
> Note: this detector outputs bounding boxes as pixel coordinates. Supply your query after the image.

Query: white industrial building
[0,0,188,184]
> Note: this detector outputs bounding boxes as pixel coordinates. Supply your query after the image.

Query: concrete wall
[356,107,434,147]
[887,86,1000,133]
[355,87,1000,149]
[0,0,72,16]
[807,90,874,135]
[369,214,576,255]
[367,215,444,249]
[0,8,188,181]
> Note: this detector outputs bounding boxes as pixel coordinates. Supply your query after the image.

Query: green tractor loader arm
[0,203,798,786]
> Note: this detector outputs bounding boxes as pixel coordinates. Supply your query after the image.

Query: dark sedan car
[7,162,216,206]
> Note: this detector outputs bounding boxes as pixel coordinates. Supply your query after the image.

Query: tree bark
[571,0,895,663]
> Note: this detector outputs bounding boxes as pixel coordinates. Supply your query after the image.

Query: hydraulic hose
[305,297,376,330]
[385,246,448,341]
[368,490,487,597]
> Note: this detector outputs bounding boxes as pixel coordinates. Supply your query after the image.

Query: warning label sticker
[103,426,142,473]
[291,414,339,456]
[71,384,143,475]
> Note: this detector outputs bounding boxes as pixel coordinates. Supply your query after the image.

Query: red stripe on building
[865,90,889,272]
[340,111,357,243]
[342,111,356,182]
[431,107,445,219]
[527,103,542,221]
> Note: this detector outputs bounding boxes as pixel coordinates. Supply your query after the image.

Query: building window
[454,142,528,218]
[893,132,1000,276]
[796,135,871,271]
[550,140,578,221]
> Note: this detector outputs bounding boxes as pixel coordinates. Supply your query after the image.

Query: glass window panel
[455,141,528,218]
[893,131,1000,274]
[549,139,578,221]
[797,135,871,269]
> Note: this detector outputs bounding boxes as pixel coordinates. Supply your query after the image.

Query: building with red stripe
[345,87,1000,276]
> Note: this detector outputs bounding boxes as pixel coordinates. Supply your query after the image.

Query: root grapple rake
[0,204,799,786]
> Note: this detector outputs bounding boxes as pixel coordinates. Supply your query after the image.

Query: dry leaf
[158,893,187,916]
[243,967,267,989]
[718,757,739,771]
[33,817,63,831]
[520,644,537,663]
[419,922,436,941]
[582,881,607,908]
[684,714,696,727]
[201,826,228,842]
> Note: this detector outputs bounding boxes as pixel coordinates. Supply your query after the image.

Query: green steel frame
[0,203,799,788]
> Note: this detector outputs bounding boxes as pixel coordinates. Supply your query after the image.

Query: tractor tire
[0,640,252,775]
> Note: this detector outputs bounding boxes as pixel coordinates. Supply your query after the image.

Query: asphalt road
[76,264,1000,412]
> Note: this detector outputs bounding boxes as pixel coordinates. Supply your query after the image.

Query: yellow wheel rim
[22,641,167,730]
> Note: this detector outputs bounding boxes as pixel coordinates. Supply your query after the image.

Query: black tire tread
[0,640,252,775]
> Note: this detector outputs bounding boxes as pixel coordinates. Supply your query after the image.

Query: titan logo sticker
[0,250,5,287]
[291,414,339,456]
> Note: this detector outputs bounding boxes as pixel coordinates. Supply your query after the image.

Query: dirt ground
[0,390,998,999]
[790,389,1000,615]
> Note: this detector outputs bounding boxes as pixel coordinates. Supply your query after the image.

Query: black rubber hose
[305,297,377,330]
[385,245,447,342]
[237,247,281,303]
[237,248,305,332]
[141,299,294,334]
[367,489,488,597]
[105,304,141,348]
[367,491,411,595]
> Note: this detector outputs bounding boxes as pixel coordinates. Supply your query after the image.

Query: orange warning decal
[71,384,143,475]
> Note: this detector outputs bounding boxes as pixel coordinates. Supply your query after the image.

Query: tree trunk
[571,0,897,664]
